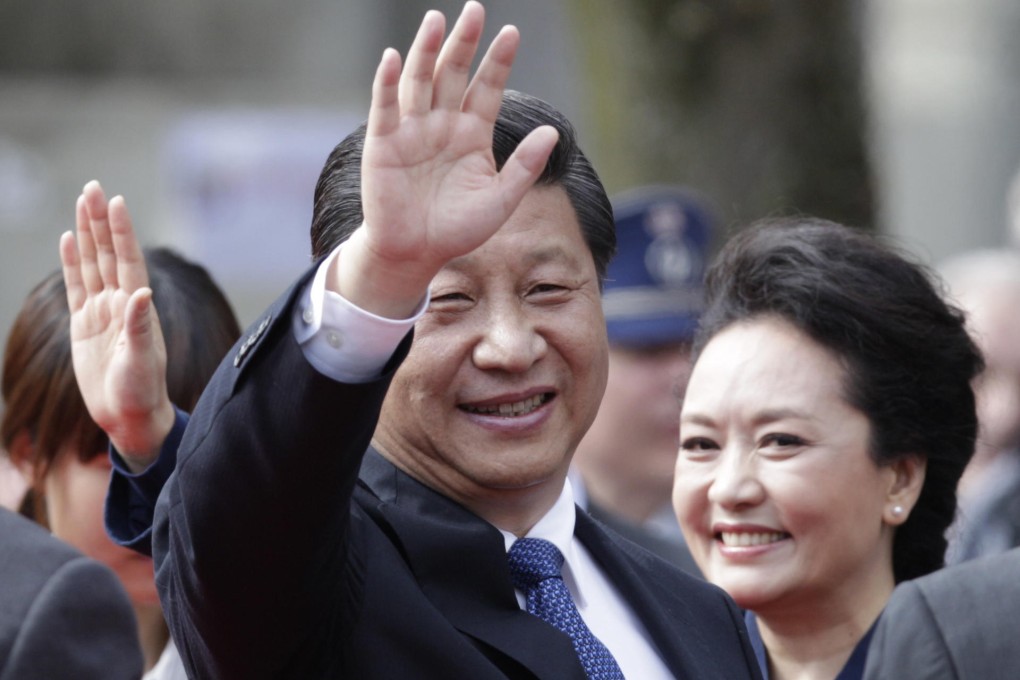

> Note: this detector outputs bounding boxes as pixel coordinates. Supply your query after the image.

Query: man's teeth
[464,394,547,416]
[719,532,786,547]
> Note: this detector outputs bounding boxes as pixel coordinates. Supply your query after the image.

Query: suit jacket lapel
[576,508,705,679]
[358,451,586,679]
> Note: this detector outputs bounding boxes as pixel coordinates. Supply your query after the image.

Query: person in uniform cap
[572,185,713,575]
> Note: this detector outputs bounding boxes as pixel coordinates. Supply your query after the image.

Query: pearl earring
[891,505,905,519]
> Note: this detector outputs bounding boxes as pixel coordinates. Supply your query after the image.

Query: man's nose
[472,304,547,373]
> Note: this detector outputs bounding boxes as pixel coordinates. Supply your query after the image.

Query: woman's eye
[680,437,718,454]
[760,433,804,449]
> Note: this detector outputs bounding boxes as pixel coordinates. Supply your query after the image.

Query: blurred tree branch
[569,0,874,233]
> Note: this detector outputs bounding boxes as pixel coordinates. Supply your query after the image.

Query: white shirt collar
[498,477,590,608]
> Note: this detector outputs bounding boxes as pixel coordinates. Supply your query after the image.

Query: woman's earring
[891,505,905,519]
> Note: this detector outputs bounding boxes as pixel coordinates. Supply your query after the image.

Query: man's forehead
[440,240,589,275]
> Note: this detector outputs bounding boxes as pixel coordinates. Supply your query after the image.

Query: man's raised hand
[335,1,558,318]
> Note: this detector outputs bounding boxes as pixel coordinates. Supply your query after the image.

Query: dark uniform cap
[602,185,714,347]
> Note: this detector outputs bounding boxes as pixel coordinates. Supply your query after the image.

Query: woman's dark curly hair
[694,217,982,582]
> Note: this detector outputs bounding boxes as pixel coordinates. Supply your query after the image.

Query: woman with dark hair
[672,217,982,680]
[2,189,240,679]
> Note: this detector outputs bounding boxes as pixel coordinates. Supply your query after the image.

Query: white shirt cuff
[293,243,428,383]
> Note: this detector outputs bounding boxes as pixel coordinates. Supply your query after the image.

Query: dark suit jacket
[864,547,1020,680]
[586,499,702,578]
[0,507,142,680]
[148,264,762,679]
[953,451,1020,561]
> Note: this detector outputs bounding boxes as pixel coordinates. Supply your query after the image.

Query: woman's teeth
[719,531,786,547]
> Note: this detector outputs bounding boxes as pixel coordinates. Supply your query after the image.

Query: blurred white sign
[164,109,361,286]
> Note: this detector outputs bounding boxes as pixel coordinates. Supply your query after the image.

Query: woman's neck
[754,583,890,680]
[759,617,865,680]
[134,603,170,672]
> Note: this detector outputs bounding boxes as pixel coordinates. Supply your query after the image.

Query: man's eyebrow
[522,245,575,266]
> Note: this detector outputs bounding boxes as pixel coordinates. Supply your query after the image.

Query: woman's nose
[706,447,765,510]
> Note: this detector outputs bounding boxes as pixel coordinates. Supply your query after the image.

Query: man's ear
[883,454,926,526]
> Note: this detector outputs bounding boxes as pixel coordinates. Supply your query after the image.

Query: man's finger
[494,125,558,211]
[432,1,485,111]
[461,24,520,125]
[397,9,446,116]
[367,48,404,139]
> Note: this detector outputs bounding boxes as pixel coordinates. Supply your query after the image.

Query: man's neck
[374,443,568,538]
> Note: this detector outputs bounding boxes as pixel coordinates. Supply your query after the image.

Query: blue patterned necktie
[507,538,626,680]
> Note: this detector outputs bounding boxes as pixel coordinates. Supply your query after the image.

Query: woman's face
[672,317,900,616]
[44,446,159,606]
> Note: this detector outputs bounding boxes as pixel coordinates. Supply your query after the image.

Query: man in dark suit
[62,3,760,678]
[0,507,142,680]
[864,547,1020,680]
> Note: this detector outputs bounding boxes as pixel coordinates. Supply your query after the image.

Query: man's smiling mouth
[460,393,551,417]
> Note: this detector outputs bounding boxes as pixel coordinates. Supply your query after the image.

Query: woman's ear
[6,431,48,525]
[883,454,927,525]
[5,430,37,484]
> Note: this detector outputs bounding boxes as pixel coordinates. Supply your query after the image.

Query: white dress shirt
[293,243,673,678]
[143,639,187,680]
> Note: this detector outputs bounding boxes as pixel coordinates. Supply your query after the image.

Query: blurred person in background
[938,248,1020,563]
[572,185,711,575]
[0,504,143,679]
[863,544,1020,680]
[2,185,241,679]
[673,218,982,679]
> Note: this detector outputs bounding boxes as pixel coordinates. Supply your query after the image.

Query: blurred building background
[867,0,1020,259]
[0,0,1018,352]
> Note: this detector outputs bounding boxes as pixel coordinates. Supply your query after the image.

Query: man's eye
[431,292,471,303]
[527,283,576,302]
